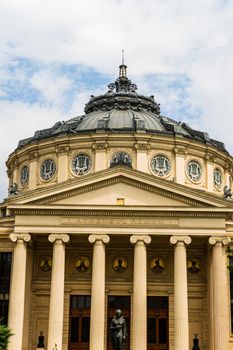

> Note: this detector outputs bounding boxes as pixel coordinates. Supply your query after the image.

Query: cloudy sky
[0,0,233,200]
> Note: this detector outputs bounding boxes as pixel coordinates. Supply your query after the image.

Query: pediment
[7,167,233,209]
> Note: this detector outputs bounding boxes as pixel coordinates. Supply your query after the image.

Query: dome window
[109,152,132,168]
[40,159,56,181]
[72,154,92,175]
[150,155,171,177]
[20,165,29,187]
[214,168,223,189]
[187,160,202,182]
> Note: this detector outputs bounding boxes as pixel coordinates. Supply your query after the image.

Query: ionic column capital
[48,234,70,244]
[9,233,31,243]
[88,234,110,244]
[170,235,191,246]
[209,236,231,246]
[130,235,151,245]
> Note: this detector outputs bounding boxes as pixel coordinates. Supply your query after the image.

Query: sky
[0,0,233,201]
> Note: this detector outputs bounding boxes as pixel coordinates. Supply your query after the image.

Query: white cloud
[1,0,233,200]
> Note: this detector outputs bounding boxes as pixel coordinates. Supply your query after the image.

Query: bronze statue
[110,309,127,350]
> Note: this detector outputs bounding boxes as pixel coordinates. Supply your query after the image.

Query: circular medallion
[72,154,92,175]
[112,257,128,273]
[188,259,201,274]
[187,160,202,182]
[40,159,56,181]
[150,155,171,176]
[75,256,90,272]
[39,256,52,272]
[20,165,29,187]
[150,257,166,273]
[110,152,132,168]
[214,168,222,189]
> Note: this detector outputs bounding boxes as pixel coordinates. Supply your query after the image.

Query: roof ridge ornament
[107,52,138,94]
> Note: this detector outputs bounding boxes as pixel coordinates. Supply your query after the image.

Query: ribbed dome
[17,64,227,153]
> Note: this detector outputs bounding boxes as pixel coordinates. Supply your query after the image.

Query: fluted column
[8,233,31,350]
[130,235,151,350]
[170,235,191,350]
[47,234,69,350]
[88,234,110,350]
[209,236,231,350]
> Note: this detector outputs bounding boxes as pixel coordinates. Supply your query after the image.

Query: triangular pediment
[6,166,233,209]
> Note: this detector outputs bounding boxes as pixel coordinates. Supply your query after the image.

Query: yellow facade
[1,67,233,350]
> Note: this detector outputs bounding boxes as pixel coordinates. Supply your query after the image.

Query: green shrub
[0,324,13,350]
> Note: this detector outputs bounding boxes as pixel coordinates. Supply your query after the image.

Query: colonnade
[7,233,230,350]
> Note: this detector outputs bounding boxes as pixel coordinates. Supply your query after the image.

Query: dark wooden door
[69,295,91,350]
[147,296,169,350]
[107,296,130,350]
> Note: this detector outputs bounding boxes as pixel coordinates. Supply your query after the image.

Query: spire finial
[119,49,127,78]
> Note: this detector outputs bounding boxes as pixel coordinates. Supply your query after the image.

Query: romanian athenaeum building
[1,62,233,350]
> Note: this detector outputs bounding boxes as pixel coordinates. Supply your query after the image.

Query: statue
[224,185,232,199]
[8,183,19,196]
[192,334,200,350]
[110,309,127,350]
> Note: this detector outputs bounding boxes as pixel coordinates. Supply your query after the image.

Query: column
[8,233,31,350]
[130,235,151,350]
[47,234,70,350]
[170,235,191,350]
[88,234,110,350]
[207,245,214,350]
[209,236,231,350]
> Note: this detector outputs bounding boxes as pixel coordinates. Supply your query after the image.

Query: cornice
[10,206,230,218]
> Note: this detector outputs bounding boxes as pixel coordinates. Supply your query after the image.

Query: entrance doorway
[69,295,91,350]
[107,296,130,350]
[147,296,169,350]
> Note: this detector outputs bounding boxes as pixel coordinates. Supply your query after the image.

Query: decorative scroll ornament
[88,234,110,244]
[170,236,192,245]
[130,235,151,245]
[48,234,70,243]
[209,236,231,246]
[9,233,31,243]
